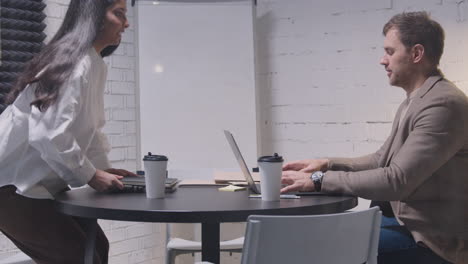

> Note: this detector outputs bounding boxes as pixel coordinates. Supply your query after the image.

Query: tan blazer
[322,76,468,263]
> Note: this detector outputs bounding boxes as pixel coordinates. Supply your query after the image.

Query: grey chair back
[241,207,382,264]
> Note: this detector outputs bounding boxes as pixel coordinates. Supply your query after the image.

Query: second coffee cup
[143,152,168,199]
[258,153,284,201]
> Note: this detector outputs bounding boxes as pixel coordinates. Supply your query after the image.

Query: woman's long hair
[6,0,117,111]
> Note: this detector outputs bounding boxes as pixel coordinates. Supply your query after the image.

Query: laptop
[223,130,261,194]
[223,130,327,196]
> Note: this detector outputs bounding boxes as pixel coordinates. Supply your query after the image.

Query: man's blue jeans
[378,216,452,264]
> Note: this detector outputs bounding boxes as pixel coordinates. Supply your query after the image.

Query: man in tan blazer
[281,11,468,264]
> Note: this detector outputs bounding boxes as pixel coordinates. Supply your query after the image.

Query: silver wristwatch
[310,171,324,192]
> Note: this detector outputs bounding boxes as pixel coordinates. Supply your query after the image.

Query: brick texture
[257,0,468,160]
[256,0,468,212]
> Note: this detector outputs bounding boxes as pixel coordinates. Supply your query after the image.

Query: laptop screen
[223,130,260,194]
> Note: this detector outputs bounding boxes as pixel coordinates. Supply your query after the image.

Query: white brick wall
[256,0,468,212]
[0,1,165,263]
[256,0,468,159]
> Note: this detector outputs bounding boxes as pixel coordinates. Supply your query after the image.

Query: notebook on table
[120,172,179,193]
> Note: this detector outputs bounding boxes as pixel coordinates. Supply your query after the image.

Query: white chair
[165,224,244,264]
[2,252,35,264]
[240,207,382,264]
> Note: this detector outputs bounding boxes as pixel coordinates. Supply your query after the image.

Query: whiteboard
[137,0,258,172]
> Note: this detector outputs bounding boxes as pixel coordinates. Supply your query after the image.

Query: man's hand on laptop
[280,170,315,193]
[282,158,329,173]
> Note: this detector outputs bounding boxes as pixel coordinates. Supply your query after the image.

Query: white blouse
[0,48,111,199]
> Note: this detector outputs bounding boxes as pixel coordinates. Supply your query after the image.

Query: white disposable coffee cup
[258,153,284,201]
[143,152,168,199]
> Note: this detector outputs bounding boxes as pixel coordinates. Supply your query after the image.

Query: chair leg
[165,248,177,264]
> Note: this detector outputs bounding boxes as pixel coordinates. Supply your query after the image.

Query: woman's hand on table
[105,168,138,177]
[88,169,125,192]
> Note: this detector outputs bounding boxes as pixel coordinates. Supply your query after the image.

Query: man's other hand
[281,170,315,193]
[282,158,329,173]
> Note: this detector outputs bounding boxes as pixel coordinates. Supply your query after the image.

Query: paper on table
[228,181,248,186]
[178,179,221,186]
[249,194,300,199]
[213,170,260,184]
[218,185,247,192]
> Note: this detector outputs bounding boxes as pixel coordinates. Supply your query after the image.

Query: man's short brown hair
[383,11,445,68]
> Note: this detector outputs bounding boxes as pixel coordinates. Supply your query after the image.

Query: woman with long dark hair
[0,0,132,263]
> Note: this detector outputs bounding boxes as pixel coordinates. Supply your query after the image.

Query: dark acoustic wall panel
[0,0,47,114]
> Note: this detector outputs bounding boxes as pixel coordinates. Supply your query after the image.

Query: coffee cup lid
[143,152,168,161]
[258,153,283,163]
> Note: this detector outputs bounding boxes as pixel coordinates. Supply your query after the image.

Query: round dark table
[54,186,357,264]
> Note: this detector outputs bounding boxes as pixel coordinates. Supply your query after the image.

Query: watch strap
[310,171,324,192]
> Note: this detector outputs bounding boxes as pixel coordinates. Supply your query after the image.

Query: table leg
[201,222,220,263]
[81,218,98,264]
